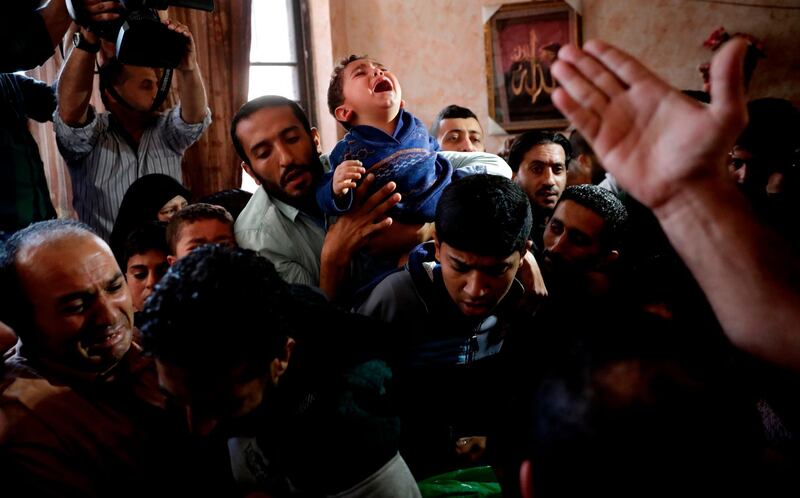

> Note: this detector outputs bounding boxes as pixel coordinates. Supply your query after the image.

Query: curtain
[168,0,252,198]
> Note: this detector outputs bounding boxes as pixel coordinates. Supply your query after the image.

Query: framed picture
[485,1,580,131]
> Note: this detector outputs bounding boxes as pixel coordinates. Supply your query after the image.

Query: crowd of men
[1,3,799,497]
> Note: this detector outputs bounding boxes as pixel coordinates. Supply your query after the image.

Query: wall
[309,0,800,154]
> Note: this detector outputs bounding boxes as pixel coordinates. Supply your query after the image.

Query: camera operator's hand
[163,19,208,124]
[163,19,198,72]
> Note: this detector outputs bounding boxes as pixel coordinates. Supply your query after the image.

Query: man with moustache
[540,184,627,298]
[508,131,571,253]
[0,220,201,497]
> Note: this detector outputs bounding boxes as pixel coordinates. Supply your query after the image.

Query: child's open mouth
[373,78,393,93]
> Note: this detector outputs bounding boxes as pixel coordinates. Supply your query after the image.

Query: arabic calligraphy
[508,29,558,104]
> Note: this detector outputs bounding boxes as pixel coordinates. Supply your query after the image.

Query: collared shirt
[54,105,211,239]
[235,186,330,287]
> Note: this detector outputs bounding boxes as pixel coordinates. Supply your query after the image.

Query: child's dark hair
[165,203,233,254]
[435,174,532,258]
[327,54,367,120]
[121,222,168,270]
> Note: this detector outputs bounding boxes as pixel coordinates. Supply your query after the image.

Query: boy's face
[338,58,402,126]
[169,219,236,263]
[435,240,523,318]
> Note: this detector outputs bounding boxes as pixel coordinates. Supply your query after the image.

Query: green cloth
[417,466,502,497]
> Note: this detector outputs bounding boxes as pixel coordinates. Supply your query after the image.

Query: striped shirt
[54,105,211,240]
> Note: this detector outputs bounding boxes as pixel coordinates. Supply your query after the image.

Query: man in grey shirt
[55,19,210,239]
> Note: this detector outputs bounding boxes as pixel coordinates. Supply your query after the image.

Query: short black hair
[327,54,367,120]
[165,203,234,254]
[508,131,572,173]
[139,245,292,374]
[122,222,169,271]
[230,95,312,166]
[430,104,480,137]
[0,220,96,339]
[559,184,628,248]
[199,188,253,222]
[435,174,531,258]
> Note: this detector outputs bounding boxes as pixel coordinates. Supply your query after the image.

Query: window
[243,0,314,191]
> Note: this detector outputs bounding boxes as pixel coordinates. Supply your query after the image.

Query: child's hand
[333,160,365,196]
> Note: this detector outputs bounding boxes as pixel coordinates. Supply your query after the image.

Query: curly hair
[139,245,292,373]
[559,184,628,248]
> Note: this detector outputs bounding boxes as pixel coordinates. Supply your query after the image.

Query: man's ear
[433,236,441,262]
[310,127,322,154]
[270,337,295,385]
[400,99,406,109]
[167,254,177,266]
[334,105,354,124]
[241,162,260,186]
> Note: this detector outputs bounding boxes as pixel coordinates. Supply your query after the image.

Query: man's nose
[459,137,477,152]
[275,142,293,167]
[92,292,120,326]
[464,272,488,297]
[542,166,556,185]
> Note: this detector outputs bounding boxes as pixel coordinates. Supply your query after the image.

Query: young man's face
[542,199,608,275]
[16,234,134,373]
[155,338,293,436]
[436,117,485,152]
[156,360,273,436]
[125,249,169,312]
[435,240,523,318]
[338,58,402,126]
[513,143,567,213]
[170,219,236,262]
[236,105,323,205]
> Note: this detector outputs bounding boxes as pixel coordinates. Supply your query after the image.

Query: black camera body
[67,0,214,68]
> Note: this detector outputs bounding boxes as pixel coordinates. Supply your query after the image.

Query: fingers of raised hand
[583,40,653,89]
[551,76,601,142]
[558,43,626,100]
[552,57,610,118]
[708,38,748,130]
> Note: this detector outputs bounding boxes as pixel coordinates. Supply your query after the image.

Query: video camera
[66,0,214,68]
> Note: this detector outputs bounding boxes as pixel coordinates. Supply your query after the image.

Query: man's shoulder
[235,187,292,238]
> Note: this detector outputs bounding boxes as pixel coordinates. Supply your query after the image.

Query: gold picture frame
[485,1,581,131]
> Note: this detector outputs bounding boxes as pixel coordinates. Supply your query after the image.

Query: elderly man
[0,220,204,497]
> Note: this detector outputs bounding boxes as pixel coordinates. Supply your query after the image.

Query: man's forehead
[525,142,566,160]
[554,200,605,233]
[238,106,305,142]
[440,117,483,134]
[17,234,120,292]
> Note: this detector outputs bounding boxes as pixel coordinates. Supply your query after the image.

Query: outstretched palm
[551,39,748,210]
